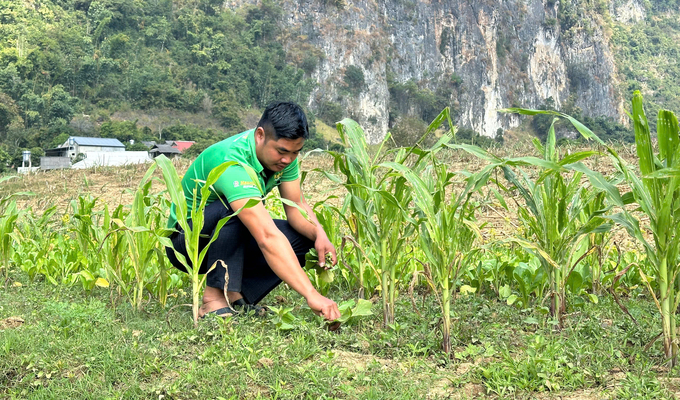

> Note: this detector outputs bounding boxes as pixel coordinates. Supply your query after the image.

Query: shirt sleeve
[211,164,264,202]
[280,158,300,182]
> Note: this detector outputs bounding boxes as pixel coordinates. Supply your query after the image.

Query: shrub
[343,66,365,94]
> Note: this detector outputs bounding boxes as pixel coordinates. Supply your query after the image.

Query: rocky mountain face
[226,0,639,143]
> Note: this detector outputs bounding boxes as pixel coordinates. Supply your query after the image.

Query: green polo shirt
[167,129,300,229]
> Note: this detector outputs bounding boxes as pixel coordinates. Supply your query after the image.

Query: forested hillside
[610,0,680,118]
[0,0,321,168]
[0,0,679,169]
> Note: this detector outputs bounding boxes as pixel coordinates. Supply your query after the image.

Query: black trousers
[165,200,314,304]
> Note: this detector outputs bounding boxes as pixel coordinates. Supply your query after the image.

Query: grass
[314,119,343,145]
[1,145,676,399]
[2,267,678,399]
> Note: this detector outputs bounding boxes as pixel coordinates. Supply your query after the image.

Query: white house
[45,136,126,158]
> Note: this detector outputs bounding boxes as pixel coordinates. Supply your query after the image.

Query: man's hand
[306,291,340,321]
[315,235,337,269]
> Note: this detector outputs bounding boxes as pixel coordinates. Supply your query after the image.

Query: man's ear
[255,127,266,144]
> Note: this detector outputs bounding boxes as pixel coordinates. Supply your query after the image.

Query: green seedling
[304,248,336,283]
[324,109,453,326]
[336,298,373,323]
[269,306,297,331]
[505,92,680,364]
[462,109,610,328]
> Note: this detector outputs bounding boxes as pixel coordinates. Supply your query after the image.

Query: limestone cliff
[226,0,634,143]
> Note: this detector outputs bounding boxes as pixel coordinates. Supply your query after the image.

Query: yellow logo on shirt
[233,180,255,188]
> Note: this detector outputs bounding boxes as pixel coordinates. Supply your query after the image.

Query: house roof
[67,137,126,147]
[172,141,195,152]
[149,144,181,154]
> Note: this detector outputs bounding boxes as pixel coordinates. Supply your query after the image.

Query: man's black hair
[257,101,309,140]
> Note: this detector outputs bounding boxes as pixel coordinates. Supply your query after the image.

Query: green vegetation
[612,17,680,121]
[532,97,634,143]
[343,66,365,95]
[0,0,320,165]
[2,272,676,399]
[508,91,680,366]
[3,94,680,396]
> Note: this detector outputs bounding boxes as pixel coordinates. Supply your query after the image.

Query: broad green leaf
[352,299,373,317]
[95,277,110,288]
[631,91,657,195]
[559,151,599,166]
[569,162,624,206]
[459,284,477,295]
[446,143,502,164]
[499,284,512,299]
[658,109,679,166]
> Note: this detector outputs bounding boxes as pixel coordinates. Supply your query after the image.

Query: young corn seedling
[0,200,19,285]
[14,206,59,283]
[322,109,453,325]
[98,204,131,300]
[108,165,168,310]
[154,155,261,326]
[387,145,490,354]
[563,92,680,365]
[454,115,610,328]
[0,176,31,285]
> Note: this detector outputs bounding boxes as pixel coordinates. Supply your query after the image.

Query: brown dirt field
[1,145,644,253]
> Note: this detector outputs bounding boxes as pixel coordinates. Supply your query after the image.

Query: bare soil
[2,145,643,253]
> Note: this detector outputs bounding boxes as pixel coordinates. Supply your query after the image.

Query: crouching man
[165,101,340,321]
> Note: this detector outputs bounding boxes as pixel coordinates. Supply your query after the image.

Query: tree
[211,93,244,131]
[100,120,140,142]
[44,85,79,125]
[0,93,19,138]
[344,65,365,94]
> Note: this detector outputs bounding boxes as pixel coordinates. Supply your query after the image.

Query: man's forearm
[258,229,318,298]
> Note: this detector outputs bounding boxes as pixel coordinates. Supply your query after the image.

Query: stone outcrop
[226,0,627,143]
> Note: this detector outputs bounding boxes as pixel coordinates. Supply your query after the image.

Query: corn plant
[454,116,610,327]
[108,165,168,310]
[14,206,59,282]
[43,234,86,286]
[321,109,453,325]
[324,118,414,324]
[154,155,261,326]
[386,156,483,354]
[0,200,19,285]
[69,195,101,256]
[0,176,31,285]
[580,192,612,294]
[564,92,680,365]
[98,204,130,297]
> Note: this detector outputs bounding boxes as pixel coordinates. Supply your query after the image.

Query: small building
[45,136,126,158]
[170,141,195,152]
[149,144,182,159]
